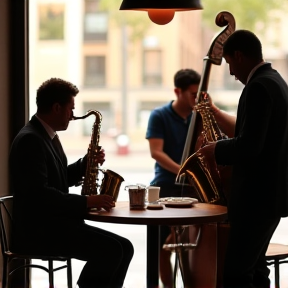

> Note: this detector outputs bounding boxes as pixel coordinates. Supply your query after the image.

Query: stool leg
[173,252,178,288]
[2,258,8,288]
[48,260,54,288]
[24,260,31,288]
[274,259,280,288]
[67,259,73,288]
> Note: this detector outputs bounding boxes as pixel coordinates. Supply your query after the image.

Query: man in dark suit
[9,78,134,288]
[198,30,288,288]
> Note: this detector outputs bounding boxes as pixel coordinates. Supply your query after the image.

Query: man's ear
[234,50,243,62]
[52,102,61,114]
[174,88,181,97]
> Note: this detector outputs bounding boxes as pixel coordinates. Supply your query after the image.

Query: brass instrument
[72,110,124,201]
[176,11,236,206]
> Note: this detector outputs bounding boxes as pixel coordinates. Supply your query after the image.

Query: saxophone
[178,92,229,205]
[176,11,235,206]
[72,110,124,201]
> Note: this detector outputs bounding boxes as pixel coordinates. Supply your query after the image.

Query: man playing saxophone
[9,78,134,288]
[197,30,288,288]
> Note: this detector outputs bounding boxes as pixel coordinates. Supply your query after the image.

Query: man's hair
[174,69,201,91]
[36,78,79,113]
[223,29,263,61]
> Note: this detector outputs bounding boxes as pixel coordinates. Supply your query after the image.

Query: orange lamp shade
[147,9,175,25]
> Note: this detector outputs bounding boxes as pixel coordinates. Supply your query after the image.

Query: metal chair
[163,225,202,288]
[266,242,288,288]
[0,195,73,288]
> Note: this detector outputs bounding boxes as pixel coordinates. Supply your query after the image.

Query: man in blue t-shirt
[146,69,201,287]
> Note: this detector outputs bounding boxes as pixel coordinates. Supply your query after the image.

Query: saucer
[158,197,198,208]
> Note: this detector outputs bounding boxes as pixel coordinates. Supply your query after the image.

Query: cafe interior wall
[0,0,30,286]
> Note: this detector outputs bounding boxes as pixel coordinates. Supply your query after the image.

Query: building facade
[29,0,288,152]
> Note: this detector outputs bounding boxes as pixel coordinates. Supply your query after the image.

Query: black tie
[52,134,65,161]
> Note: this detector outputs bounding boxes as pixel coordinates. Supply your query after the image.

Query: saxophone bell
[177,150,227,205]
[99,169,124,202]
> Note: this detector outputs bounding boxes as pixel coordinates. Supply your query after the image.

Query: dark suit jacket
[215,63,288,220]
[9,115,87,254]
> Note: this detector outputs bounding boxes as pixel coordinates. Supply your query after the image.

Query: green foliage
[39,4,64,40]
[98,0,287,40]
[99,0,151,41]
[201,0,284,33]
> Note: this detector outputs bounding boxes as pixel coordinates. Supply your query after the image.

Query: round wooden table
[86,201,227,288]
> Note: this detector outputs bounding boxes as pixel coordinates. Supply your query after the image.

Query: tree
[99,0,151,41]
[201,0,285,34]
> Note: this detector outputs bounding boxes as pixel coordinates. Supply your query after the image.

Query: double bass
[173,11,235,288]
[177,11,235,204]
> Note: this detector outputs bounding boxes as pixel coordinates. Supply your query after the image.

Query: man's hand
[195,92,220,114]
[86,194,115,211]
[198,141,216,158]
[197,142,217,172]
[94,148,105,166]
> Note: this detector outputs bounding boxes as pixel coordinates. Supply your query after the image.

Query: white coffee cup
[147,186,160,203]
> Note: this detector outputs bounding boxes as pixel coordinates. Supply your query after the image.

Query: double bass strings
[180,177,186,199]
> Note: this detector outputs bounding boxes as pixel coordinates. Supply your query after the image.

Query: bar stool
[0,195,73,288]
[163,225,202,288]
[266,242,288,288]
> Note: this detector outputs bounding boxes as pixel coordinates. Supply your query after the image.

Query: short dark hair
[36,78,79,113]
[223,30,263,61]
[174,69,201,91]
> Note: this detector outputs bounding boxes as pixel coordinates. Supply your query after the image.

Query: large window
[142,49,162,86]
[83,0,108,41]
[84,55,106,87]
[138,101,166,129]
[82,102,111,136]
[222,62,243,90]
[38,3,65,40]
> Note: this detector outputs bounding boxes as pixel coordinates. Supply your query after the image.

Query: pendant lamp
[119,0,203,25]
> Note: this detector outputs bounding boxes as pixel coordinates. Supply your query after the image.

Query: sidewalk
[62,135,155,171]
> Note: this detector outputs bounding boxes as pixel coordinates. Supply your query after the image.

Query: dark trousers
[58,223,134,288]
[223,216,280,288]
